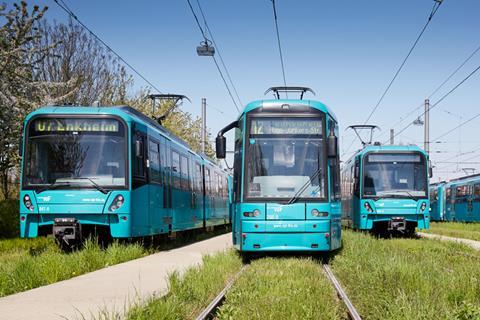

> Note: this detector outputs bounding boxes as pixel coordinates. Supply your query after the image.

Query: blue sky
[17,0,480,181]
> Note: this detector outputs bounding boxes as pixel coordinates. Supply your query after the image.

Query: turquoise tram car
[19,106,230,248]
[215,87,342,256]
[429,182,446,221]
[341,144,431,235]
[437,174,480,222]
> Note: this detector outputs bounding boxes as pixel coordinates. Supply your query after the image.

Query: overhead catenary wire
[377,42,480,140]
[270,0,288,96]
[195,0,243,107]
[431,112,480,142]
[363,0,443,125]
[53,0,164,94]
[342,0,444,157]
[186,0,241,112]
[387,62,480,144]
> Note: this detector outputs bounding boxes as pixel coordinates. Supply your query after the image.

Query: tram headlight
[243,209,260,217]
[23,195,34,211]
[420,202,427,212]
[109,195,124,212]
[311,209,329,217]
[363,202,373,213]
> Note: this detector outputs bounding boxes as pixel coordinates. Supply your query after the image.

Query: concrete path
[0,233,232,320]
[418,232,480,251]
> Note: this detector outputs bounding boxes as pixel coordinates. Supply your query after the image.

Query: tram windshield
[363,152,427,198]
[23,117,127,190]
[245,117,326,200]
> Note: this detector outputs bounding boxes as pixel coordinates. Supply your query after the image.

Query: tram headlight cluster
[243,209,260,217]
[23,195,34,211]
[109,195,124,212]
[420,202,427,212]
[364,202,374,213]
[311,209,328,217]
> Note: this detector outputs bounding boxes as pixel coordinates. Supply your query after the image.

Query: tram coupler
[53,218,82,248]
[388,217,406,231]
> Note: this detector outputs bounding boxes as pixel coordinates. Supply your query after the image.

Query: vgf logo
[273,207,283,213]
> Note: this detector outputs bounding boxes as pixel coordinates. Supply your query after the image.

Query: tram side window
[149,141,161,184]
[446,187,452,201]
[180,155,189,191]
[205,168,211,196]
[330,157,341,201]
[214,172,220,196]
[160,141,168,185]
[474,184,480,198]
[457,185,467,197]
[195,163,202,193]
[133,134,145,178]
[172,151,180,189]
[353,159,360,196]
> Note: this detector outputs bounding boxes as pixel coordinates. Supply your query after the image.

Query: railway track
[195,262,361,320]
[195,265,248,320]
[323,264,362,320]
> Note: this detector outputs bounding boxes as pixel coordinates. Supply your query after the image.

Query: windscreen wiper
[69,177,108,194]
[36,182,71,194]
[287,168,322,205]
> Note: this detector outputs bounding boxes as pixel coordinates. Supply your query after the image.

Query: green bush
[0,200,19,239]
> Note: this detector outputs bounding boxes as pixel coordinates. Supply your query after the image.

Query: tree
[0,2,48,199]
[33,18,132,106]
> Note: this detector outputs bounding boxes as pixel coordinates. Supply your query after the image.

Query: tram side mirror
[216,136,226,159]
[327,134,338,158]
[429,160,433,178]
[354,166,359,179]
[135,140,143,158]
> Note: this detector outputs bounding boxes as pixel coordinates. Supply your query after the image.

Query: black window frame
[22,114,129,191]
[243,111,328,203]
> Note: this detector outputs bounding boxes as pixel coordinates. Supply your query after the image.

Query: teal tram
[19,106,231,248]
[341,144,431,235]
[215,87,342,256]
[430,174,480,222]
[429,181,446,221]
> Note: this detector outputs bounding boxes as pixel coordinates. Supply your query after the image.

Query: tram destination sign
[251,118,322,135]
[33,118,119,132]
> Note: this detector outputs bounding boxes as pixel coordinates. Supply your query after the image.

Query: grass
[217,257,345,320]
[126,250,242,320]
[0,238,148,297]
[423,222,480,242]
[331,230,480,320]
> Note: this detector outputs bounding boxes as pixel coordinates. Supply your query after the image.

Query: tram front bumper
[240,232,331,251]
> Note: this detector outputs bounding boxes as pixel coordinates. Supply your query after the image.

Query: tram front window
[23,117,127,190]
[245,117,326,200]
[363,153,427,198]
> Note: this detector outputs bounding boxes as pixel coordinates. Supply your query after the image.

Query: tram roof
[241,99,337,122]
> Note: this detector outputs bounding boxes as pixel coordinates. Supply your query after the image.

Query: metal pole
[201,98,206,154]
[424,99,430,154]
[390,129,394,145]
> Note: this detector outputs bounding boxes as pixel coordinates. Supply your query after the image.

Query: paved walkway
[418,232,480,251]
[0,233,232,320]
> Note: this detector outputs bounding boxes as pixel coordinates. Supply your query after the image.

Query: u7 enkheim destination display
[33,118,119,132]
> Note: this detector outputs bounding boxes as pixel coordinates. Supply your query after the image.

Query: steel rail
[323,264,362,320]
[195,265,247,320]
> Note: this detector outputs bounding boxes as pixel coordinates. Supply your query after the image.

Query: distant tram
[216,87,342,257]
[430,174,480,222]
[19,106,230,249]
[341,144,431,235]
